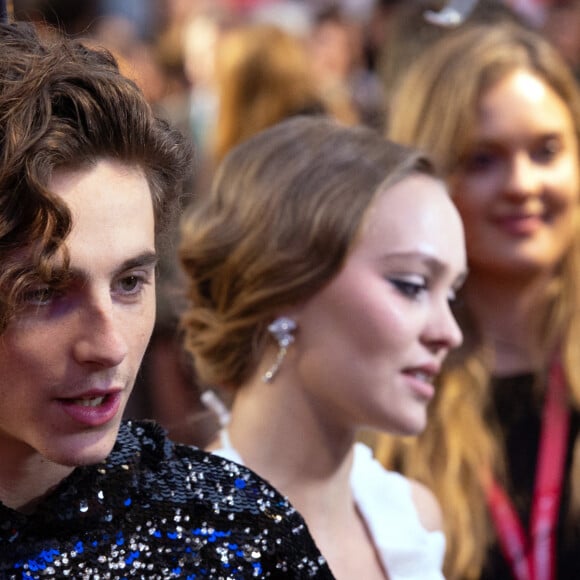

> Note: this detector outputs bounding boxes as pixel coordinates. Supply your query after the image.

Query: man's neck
[0,450,73,513]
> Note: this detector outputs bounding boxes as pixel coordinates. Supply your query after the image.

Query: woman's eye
[463,150,499,172]
[389,278,427,299]
[533,137,562,163]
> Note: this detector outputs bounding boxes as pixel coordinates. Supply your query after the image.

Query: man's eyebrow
[112,251,159,276]
[54,251,159,281]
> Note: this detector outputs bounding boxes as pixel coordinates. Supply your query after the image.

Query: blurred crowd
[10,0,580,448]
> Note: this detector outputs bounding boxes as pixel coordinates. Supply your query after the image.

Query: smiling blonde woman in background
[376,20,580,580]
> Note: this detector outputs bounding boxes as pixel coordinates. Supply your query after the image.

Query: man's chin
[46,429,120,468]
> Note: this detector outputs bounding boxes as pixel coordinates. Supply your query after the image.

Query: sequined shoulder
[0,420,333,579]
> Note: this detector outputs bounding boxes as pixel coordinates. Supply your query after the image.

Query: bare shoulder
[408,479,443,532]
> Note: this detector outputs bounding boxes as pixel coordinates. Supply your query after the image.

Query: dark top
[0,420,334,579]
[482,374,580,580]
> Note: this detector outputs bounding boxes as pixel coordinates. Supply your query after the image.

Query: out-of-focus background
[10,0,580,446]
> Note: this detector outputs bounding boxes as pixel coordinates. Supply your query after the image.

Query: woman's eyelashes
[388,276,428,300]
[388,274,464,305]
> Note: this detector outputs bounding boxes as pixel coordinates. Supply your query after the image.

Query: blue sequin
[253,562,263,575]
[125,550,141,564]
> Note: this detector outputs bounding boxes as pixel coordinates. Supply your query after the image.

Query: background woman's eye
[533,136,562,163]
[463,150,498,172]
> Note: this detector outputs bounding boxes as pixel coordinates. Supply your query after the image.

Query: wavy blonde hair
[375,21,580,579]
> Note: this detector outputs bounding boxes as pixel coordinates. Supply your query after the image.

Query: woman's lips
[402,369,436,400]
[493,213,544,236]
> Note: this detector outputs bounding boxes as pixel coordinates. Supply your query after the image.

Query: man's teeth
[75,396,105,407]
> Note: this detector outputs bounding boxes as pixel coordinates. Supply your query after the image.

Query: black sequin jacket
[0,420,334,579]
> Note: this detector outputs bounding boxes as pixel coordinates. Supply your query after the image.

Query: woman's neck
[214,374,357,518]
[216,378,389,579]
[464,270,553,376]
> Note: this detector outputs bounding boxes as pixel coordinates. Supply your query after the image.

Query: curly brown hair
[0,21,191,331]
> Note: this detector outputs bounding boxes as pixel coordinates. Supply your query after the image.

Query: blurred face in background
[451,69,580,280]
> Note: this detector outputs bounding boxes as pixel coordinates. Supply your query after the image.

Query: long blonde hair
[376,21,580,578]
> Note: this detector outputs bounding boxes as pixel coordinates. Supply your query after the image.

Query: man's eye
[22,287,55,306]
[389,278,427,299]
[116,273,151,296]
[118,275,142,294]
